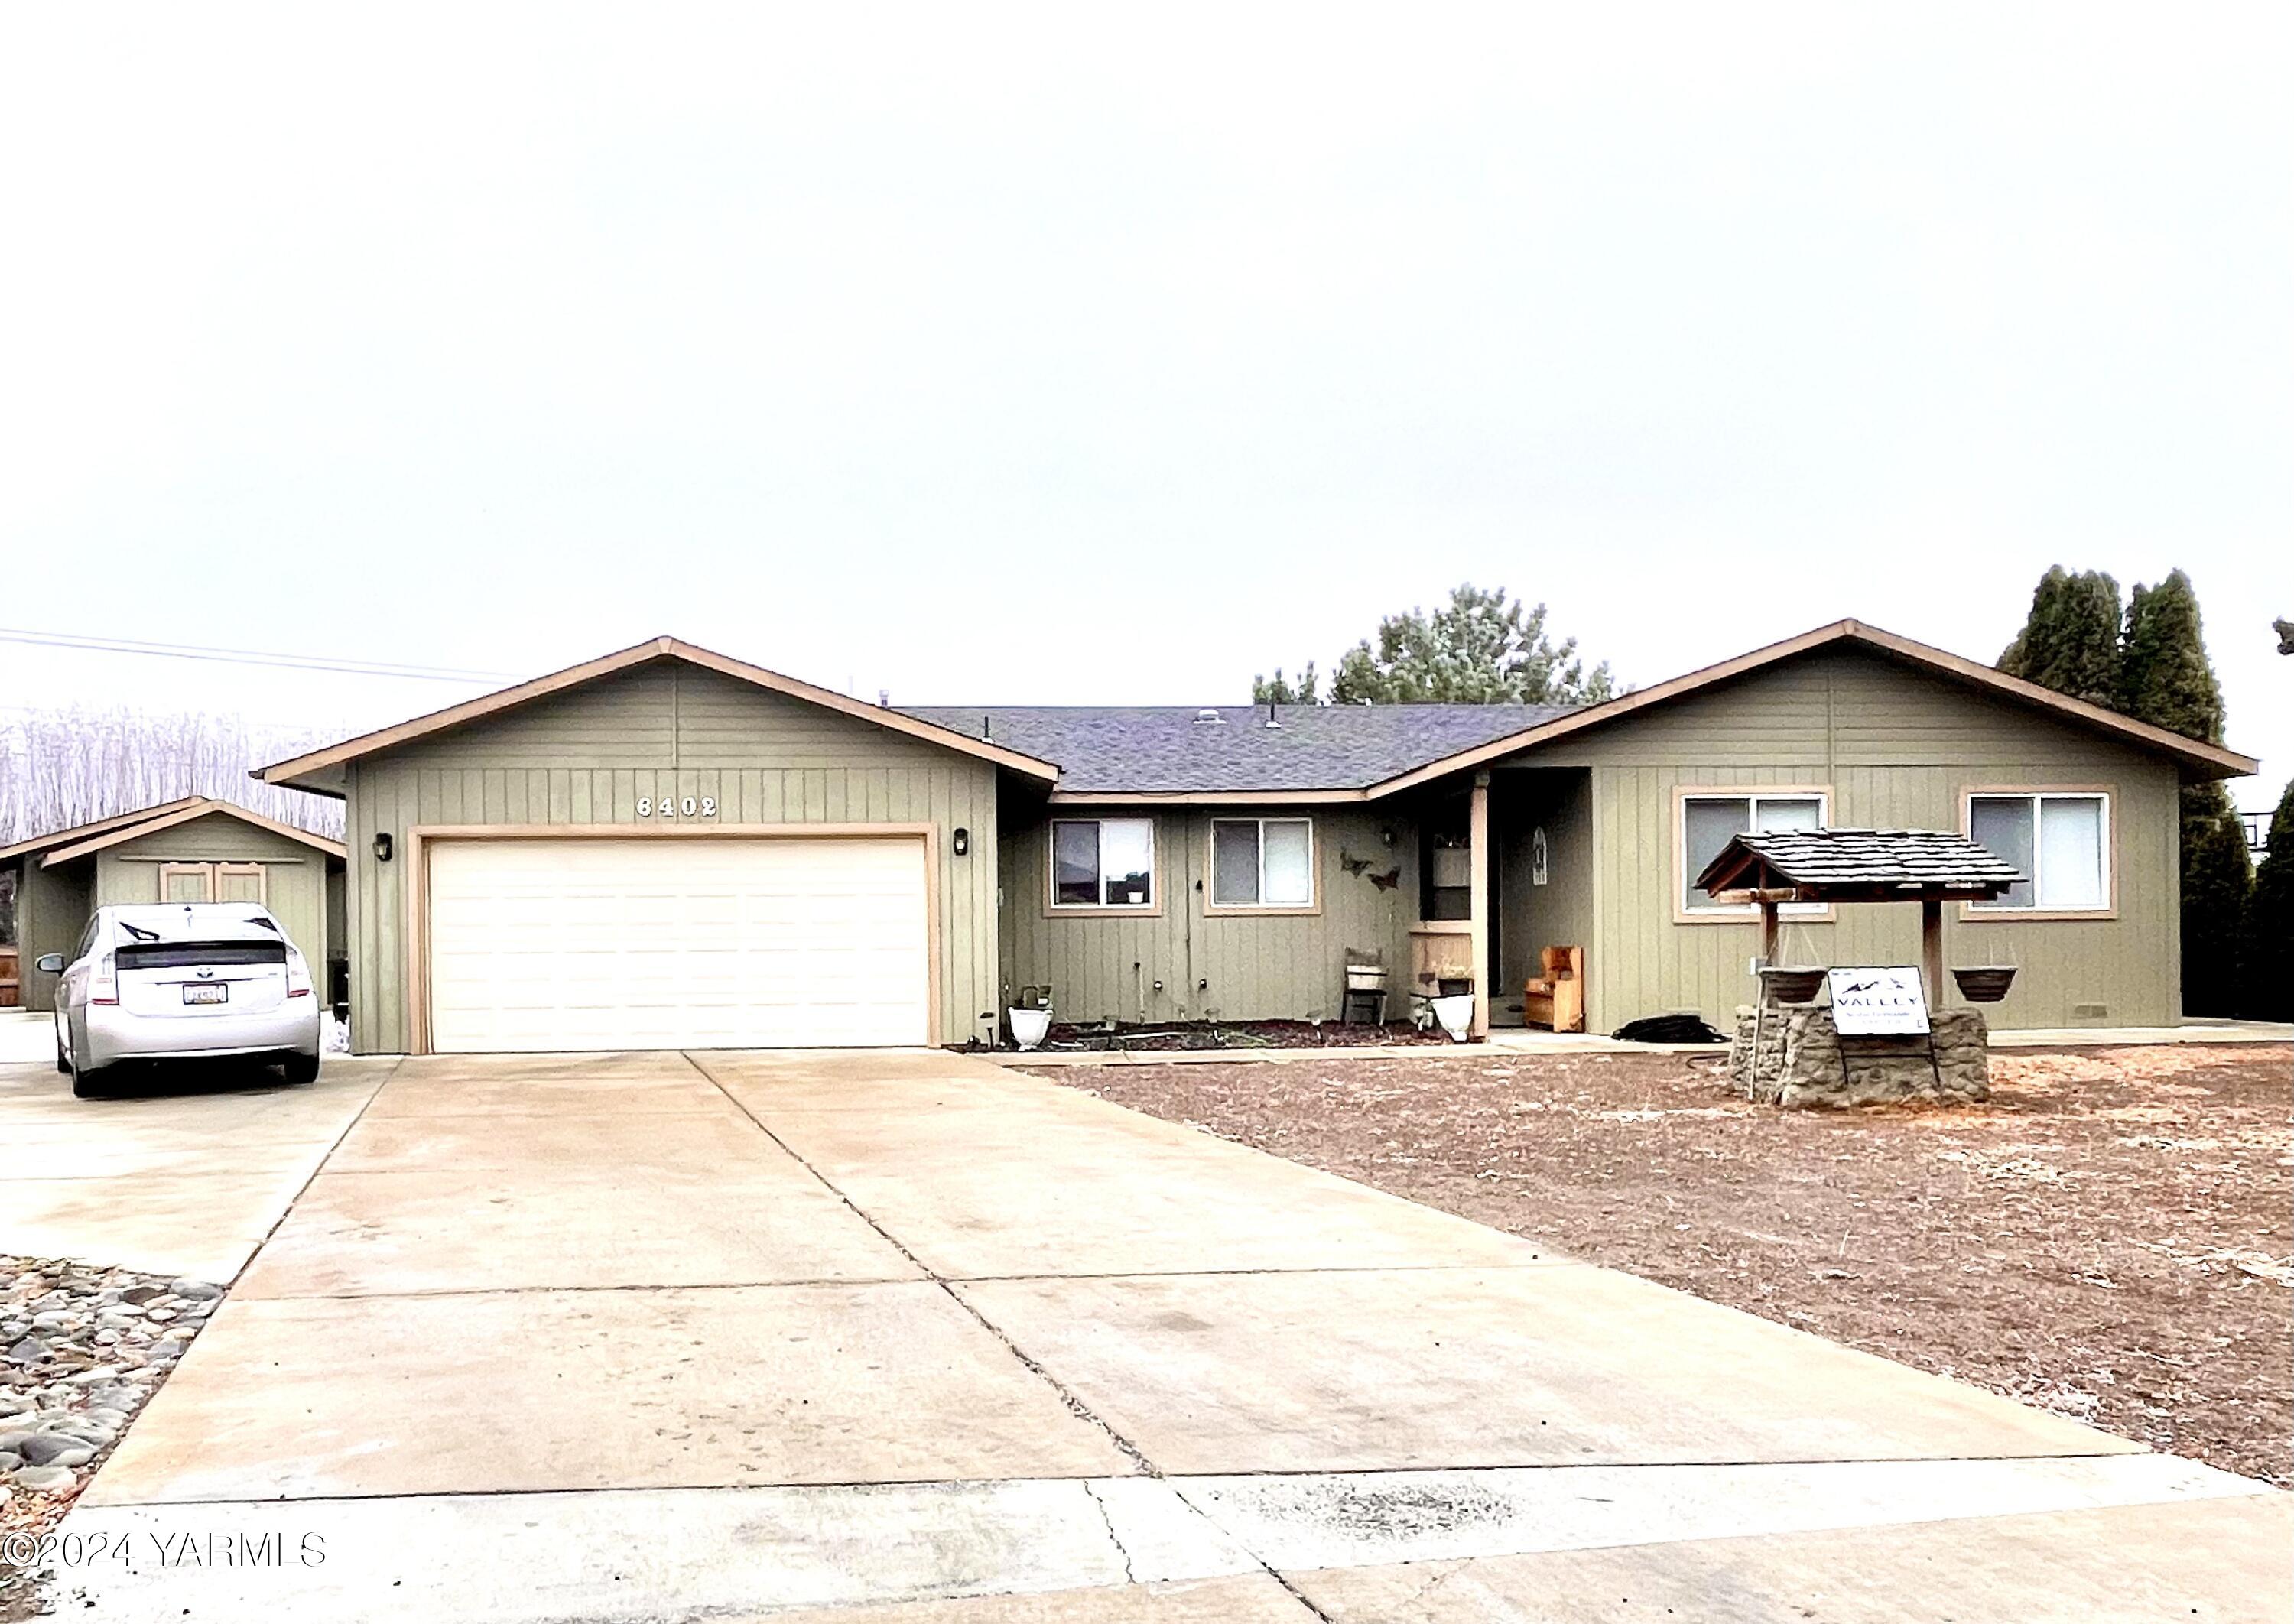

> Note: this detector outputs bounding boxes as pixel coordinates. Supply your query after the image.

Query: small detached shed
[1695,827,2024,1108]
[0,798,347,1015]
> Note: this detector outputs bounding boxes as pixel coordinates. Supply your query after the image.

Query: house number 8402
[636,797,715,819]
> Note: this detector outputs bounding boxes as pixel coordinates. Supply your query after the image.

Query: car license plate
[183,983,229,1005]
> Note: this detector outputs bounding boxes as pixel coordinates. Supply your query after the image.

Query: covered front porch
[1389,765,1594,1038]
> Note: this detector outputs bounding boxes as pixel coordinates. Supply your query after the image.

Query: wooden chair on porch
[1524,946,1584,1033]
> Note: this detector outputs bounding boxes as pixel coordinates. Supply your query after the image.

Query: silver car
[37,903,323,1097]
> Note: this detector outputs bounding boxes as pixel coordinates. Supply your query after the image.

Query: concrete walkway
[8,1048,2282,1621]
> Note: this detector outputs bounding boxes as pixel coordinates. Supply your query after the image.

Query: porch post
[1470,770,1491,1038]
[1920,897,1945,1008]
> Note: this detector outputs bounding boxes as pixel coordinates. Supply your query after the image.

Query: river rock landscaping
[0,1257,220,1577]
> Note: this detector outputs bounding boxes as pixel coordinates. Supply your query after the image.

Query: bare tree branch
[0,707,343,845]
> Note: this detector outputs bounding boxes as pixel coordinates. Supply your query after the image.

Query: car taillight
[90,953,119,1005]
[287,950,313,998]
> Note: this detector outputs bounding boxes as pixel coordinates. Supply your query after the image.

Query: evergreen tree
[1327,585,1617,705]
[1998,566,2123,707]
[2241,780,2294,1021]
[2117,571,2251,1016]
[1250,665,1319,705]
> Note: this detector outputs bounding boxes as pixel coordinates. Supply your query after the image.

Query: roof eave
[1363,619,2258,794]
[1043,786,1373,805]
[254,636,1063,787]
[39,801,348,868]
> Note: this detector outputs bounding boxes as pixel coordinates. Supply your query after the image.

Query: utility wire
[0,627,518,685]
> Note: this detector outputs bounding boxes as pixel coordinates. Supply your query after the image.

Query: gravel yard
[1038,1042,2293,1487]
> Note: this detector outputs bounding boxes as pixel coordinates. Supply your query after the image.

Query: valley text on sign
[1827,966,1930,1035]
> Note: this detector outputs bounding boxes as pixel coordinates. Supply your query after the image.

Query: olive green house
[252,622,2254,1056]
[2,797,347,1015]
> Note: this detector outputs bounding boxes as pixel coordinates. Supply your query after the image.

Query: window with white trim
[1051,817,1155,908]
[1210,817,1314,908]
[1681,793,1827,914]
[1967,793,2109,911]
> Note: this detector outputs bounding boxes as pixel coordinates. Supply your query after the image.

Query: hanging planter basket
[1757,966,1828,1005]
[1952,966,2018,1003]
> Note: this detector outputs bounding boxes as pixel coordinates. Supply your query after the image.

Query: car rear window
[115,943,288,970]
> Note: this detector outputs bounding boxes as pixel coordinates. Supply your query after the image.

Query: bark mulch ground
[1033,1042,2292,1487]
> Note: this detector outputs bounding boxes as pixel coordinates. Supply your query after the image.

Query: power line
[0,627,519,685]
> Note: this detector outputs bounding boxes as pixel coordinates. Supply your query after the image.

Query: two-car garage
[421,833,934,1053]
[255,639,1039,1057]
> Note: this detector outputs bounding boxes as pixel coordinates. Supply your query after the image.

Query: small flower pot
[1952,966,2018,1003]
[1008,1007,1053,1050]
[1758,967,1827,1005]
[1429,993,1475,1043]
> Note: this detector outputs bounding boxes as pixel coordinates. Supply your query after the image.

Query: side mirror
[34,954,66,974]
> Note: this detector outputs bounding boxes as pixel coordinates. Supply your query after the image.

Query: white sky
[2,5,2288,801]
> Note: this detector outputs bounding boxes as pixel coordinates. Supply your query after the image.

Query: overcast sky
[3,5,2287,798]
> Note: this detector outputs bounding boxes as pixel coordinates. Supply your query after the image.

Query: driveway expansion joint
[681,1050,1164,1478]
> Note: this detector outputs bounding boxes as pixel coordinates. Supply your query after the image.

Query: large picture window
[1210,818,1314,909]
[1967,792,2110,912]
[1680,791,1827,914]
[1051,818,1155,909]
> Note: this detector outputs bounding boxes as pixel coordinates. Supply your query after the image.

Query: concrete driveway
[11,1047,2284,1622]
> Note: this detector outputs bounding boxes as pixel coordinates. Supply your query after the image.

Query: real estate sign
[1827,966,1930,1035]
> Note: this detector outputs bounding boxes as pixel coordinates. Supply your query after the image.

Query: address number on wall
[636,797,716,819]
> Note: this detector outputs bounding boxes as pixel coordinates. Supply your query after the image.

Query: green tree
[1298,584,1616,706]
[2240,780,2294,1021]
[1998,566,2123,707]
[1250,664,1320,705]
[2117,570,2251,1017]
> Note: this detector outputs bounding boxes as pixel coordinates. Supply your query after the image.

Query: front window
[1968,793,2109,911]
[1211,818,1314,908]
[1051,818,1155,908]
[1682,792,1827,914]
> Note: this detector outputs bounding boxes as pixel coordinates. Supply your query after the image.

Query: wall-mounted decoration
[1369,867,1401,891]
[1339,850,1373,876]
[1532,826,1549,887]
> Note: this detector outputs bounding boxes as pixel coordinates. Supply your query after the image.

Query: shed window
[1211,818,1314,908]
[1051,818,1155,908]
[1682,793,1826,914]
[1968,793,2108,911]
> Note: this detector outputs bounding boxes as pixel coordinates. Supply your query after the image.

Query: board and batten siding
[345,661,999,1054]
[1518,647,2185,1032]
[96,814,333,972]
[1001,805,1418,1025]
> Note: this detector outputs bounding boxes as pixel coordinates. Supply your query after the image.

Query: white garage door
[425,836,931,1053]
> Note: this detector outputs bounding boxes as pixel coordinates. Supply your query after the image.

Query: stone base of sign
[1730,1005,1990,1108]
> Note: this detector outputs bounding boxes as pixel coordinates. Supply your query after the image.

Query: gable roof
[249,619,2257,808]
[37,800,347,868]
[1695,827,2023,904]
[1366,619,2257,795]
[0,796,212,866]
[255,636,1063,793]
[899,703,1576,798]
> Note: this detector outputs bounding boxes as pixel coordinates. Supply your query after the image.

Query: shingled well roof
[898,704,1578,795]
[1695,827,2025,901]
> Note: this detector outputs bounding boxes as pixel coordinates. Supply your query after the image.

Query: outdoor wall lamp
[952,827,970,857]
[372,833,393,863]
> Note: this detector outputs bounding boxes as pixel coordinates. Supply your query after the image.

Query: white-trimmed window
[1967,793,2110,911]
[1051,818,1155,909]
[1681,792,1827,914]
[1211,817,1314,908]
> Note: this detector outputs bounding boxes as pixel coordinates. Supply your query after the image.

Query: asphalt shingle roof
[898,703,1577,794]
[1695,827,2025,897]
